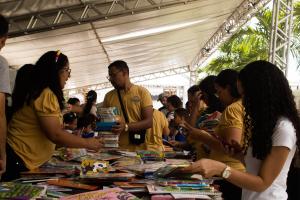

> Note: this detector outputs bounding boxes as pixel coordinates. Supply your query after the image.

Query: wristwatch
[221,165,231,179]
[124,123,129,132]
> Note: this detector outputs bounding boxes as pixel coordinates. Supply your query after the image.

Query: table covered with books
[0,148,223,200]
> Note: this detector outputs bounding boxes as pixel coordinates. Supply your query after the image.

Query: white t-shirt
[81,103,97,116]
[242,117,297,200]
[0,55,11,94]
[90,104,97,116]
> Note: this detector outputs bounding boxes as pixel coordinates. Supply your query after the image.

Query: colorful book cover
[43,157,80,169]
[157,179,212,187]
[153,165,184,178]
[147,184,222,196]
[74,153,123,162]
[81,159,109,175]
[136,150,164,161]
[164,159,191,167]
[60,187,140,200]
[0,182,46,199]
[58,148,87,161]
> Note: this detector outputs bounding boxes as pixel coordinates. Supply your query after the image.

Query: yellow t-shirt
[7,88,61,170]
[145,109,168,152]
[187,135,209,160]
[103,85,153,151]
[209,99,245,171]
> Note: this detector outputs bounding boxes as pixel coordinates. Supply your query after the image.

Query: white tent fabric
[1,0,243,90]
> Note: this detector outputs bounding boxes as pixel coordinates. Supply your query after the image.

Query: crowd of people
[1,14,300,200]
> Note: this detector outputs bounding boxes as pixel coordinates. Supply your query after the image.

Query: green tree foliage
[201,3,300,74]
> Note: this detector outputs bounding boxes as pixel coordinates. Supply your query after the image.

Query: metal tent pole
[269,0,293,76]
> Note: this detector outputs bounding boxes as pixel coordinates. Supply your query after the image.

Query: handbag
[117,90,146,145]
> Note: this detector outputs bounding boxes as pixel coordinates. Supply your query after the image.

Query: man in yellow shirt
[146,109,169,151]
[103,60,153,151]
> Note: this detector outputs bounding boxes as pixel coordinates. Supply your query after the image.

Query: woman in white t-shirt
[181,60,300,200]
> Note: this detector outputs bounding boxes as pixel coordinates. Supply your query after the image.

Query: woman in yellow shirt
[183,69,244,200]
[3,51,103,181]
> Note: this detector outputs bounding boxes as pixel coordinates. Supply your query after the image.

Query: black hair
[12,64,35,114]
[67,97,80,105]
[0,14,9,37]
[77,114,96,129]
[167,95,183,109]
[215,69,240,99]
[187,85,200,95]
[185,101,189,109]
[175,108,189,120]
[199,75,217,96]
[108,60,129,73]
[239,60,300,160]
[63,112,77,124]
[199,75,224,113]
[83,90,97,116]
[28,51,69,110]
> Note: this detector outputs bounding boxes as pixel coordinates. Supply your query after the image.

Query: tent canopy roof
[1,0,245,90]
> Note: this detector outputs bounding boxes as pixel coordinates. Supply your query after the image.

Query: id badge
[134,134,141,139]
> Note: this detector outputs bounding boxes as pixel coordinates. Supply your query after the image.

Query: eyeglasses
[62,67,71,78]
[106,70,121,80]
[64,68,71,74]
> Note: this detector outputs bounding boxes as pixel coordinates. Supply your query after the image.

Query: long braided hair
[239,60,300,160]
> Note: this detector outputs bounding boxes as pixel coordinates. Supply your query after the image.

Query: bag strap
[117,89,129,123]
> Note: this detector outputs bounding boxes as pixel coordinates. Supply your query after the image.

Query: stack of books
[137,150,164,162]
[97,107,119,148]
[147,179,222,199]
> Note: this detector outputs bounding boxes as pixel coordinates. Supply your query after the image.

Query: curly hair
[239,60,300,160]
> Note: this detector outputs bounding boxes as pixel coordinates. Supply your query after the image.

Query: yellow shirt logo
[131,96,141,103]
